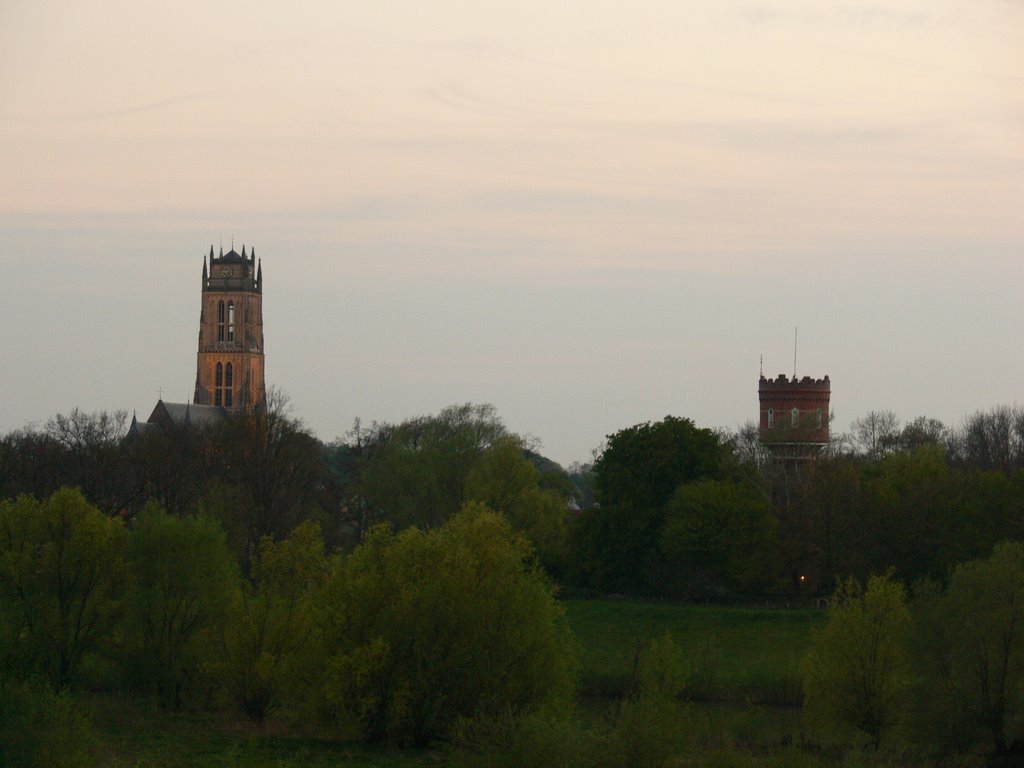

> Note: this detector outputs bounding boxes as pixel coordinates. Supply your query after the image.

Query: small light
[799,575,806,582]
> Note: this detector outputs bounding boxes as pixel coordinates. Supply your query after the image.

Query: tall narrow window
[791,408,800,428]
[816,409,823,430]
[767,408,774,429]
[227,302,235,342]
[215,363,223,405]
[217,301,225,342]
[224,363,233,407]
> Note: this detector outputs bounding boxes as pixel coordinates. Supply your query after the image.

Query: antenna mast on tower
[793,327,798,379]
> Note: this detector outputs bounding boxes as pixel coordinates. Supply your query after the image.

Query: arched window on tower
[217,301,225,342]
[225,363,233,407]
[791,408,800,428]
[215,363,223,405]
[227,302,235,342]
[767,408,774,429]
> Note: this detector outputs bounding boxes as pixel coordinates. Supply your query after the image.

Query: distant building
[758,373,830,461]
[128,243,266,437]
[193,245,266,413]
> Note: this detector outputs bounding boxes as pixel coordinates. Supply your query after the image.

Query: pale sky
[1,0,1022,465]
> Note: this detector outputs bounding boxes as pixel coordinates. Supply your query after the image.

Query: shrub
[0,488,126,687]
[0,677,97,768]
[213,521,328,722]
[449,709,592,768]
[122,502,236,708]
[802,574,910,748]
[597,634,689,768]
[318,503,577,745]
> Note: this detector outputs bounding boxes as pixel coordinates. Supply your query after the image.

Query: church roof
[146,400,228,428]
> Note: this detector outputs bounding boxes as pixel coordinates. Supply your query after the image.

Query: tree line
[5,401,1024,601]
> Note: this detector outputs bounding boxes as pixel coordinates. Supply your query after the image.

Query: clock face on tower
[219,266,234,278]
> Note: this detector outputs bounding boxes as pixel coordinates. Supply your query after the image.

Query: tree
[849,410,901,460]
[802,573,910,747]
[594,416,724,510]
[318,503,576,745]
[212,389,328,554]
[910,542,1024,762]
[122,503,236,708]
[215,521,328,722]
[724,420,772,471]
[568,416,725,595]
[465,436,569,575]
[898,415,948,453]
[0,488,127,687]
[44,408,131,514]
[957,405,1024,474]
[354,403,509,531]
[659,480,777,599]
[599,634,689,768]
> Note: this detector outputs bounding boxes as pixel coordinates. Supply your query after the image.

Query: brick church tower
[193,245,266,413]
[758,373,830,460]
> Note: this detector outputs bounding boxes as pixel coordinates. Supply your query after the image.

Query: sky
[1,0,1022,466]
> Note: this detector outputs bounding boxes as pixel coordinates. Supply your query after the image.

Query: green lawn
[564,598,824,704]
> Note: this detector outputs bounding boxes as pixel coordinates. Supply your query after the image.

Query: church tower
[193,244,266,413]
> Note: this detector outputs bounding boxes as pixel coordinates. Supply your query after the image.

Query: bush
[0,488,126,687]
[597,634,690,768]
[909,542,1024,762]
[317,503,577,745]
[213,521,328,722]
[802,574,910,748]
[449,709,592,768]
[122,503,236,708]
[0,677,97,768]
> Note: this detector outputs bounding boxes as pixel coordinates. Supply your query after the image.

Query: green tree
[570,416,726,595]
[594,416,724,510]
[212,389,330,554]
[318,503,576,745]
[659,480,777,599]
[355,403,508,531]
[0,488,126,687]
[910,542,1024,762]
[465,435,569,575]
[0,678,97,768]
[214,521,328,722]
[599,633,689,768]
[122,503,236,708]
[802,573,910,748]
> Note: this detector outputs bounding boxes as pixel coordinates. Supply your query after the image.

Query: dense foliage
[318,503,576,745]
[9,401,1024,764]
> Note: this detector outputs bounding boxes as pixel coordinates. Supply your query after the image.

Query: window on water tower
[767,409,774,429]
[791,408,800,428]
[816,409,823,430]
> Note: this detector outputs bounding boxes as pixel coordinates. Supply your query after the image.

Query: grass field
[564,598,825,704]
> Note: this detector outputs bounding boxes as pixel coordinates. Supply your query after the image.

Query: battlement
[758,374,830,393]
